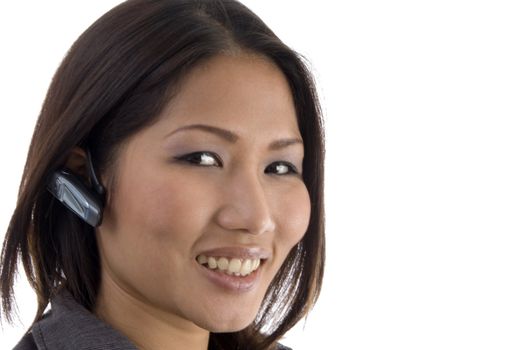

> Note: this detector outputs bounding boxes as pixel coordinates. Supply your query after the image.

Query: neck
[93,269,210,350]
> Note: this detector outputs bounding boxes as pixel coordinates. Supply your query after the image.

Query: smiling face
[94,53,311,334]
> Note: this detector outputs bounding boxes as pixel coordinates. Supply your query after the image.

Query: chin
[196,310,259,333]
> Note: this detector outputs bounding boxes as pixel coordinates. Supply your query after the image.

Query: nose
[216,167,276,235]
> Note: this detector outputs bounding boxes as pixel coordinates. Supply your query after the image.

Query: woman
[0,0,325,349]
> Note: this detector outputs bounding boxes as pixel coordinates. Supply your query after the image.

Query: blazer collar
[32,288,138,350]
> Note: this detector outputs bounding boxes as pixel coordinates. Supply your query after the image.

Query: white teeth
[208,257,217,269]
[240,259,252,276]
[217,257,229,271]
[227,258,242,275]
[196,254,262,276]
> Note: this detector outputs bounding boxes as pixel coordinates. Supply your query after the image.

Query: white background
[1,1,526,349]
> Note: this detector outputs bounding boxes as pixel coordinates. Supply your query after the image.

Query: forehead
[153,53,301,142]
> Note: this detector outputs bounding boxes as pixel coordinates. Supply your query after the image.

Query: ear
[65,146,90,182]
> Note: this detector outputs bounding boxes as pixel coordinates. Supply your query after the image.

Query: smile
[196,255,261,276]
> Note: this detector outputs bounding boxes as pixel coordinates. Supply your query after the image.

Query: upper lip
[196,246,272,260]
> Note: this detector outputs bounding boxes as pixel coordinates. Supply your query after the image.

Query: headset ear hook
[86,148,106,197]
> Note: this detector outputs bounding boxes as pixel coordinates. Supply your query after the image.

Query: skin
[67,52,311,350]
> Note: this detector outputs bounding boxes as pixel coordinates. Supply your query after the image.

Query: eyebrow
[165,123,304,151]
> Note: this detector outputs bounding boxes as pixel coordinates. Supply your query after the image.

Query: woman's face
[95,53,311,332]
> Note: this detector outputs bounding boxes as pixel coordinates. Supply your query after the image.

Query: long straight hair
[0,1,325,348]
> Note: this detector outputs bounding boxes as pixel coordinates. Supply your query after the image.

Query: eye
[175,151,222,167]
[265,161,299,176]
[175,152,300,177]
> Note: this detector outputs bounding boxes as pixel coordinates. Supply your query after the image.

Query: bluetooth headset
[47,148,106,227]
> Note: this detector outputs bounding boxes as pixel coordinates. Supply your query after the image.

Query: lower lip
[196,261,262,293]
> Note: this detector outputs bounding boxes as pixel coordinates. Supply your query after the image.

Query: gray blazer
[12,288,292,350]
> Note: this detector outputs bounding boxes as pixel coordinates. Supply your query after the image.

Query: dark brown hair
[0,0,325,348]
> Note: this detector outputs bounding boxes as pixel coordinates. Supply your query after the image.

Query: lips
[194,246,271,292]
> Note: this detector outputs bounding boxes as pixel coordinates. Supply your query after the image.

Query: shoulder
[277,343,293,350]
[12,331,37,350]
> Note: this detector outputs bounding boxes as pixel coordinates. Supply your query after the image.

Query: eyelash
[174,151,300,177]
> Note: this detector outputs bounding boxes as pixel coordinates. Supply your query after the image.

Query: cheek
[275,183,311,250]
[102,159,205,262]
[116,167,210,246]
[98,163,216,300]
